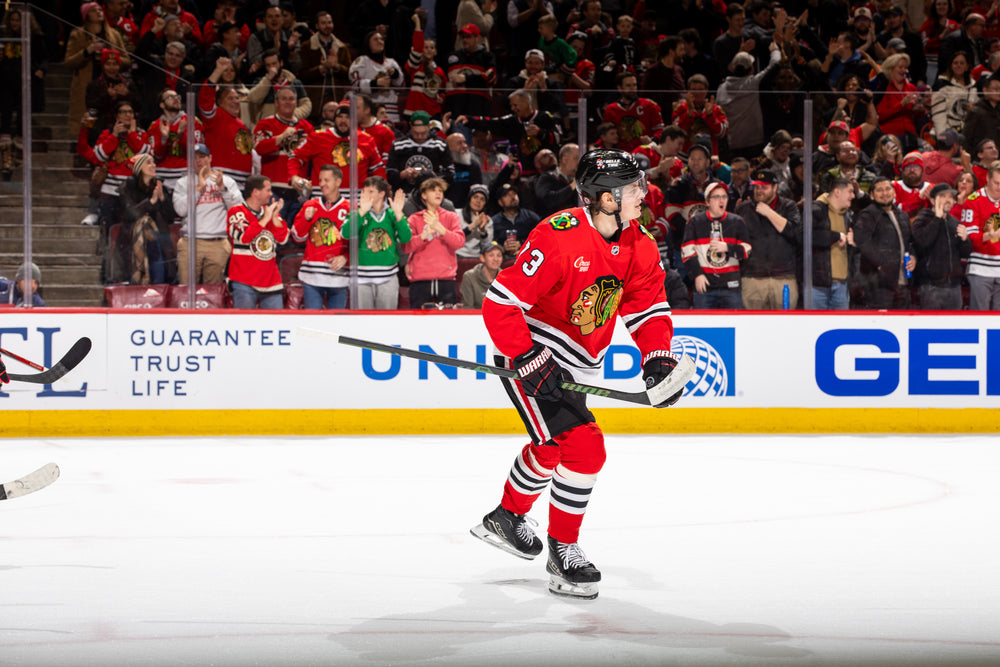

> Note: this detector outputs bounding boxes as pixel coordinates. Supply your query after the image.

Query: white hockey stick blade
[0,463,60,500]
[646,355,697,406]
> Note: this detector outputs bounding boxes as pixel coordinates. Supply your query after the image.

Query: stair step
[0,236,105,253]
[0,220,101,237]
[42,284,106,302]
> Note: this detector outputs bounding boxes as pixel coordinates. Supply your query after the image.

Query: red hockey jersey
[602,98,665,153]
[892,180,930,218]
[226,203,290,291]
[287,127,386,199]
[199,84,254,185]
[482,206,673,382]
[147,113,204,188]
[291,196,351,287]
[94,129,150,197]
[253,114,314,184]
[958,187,1000,278]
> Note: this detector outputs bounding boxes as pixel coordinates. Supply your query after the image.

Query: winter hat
[902,151,924,168]
[80,2,101,23]
[130,153,154,176]
[929,183,956,199]
[469,184,489,199]
[15,262,40,284]
[703,181,728,200]
[100,49,122,66]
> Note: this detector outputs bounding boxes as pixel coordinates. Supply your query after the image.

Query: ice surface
[1,433,998,666]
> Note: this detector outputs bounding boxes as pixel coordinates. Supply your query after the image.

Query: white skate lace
[515,515,538,544]
[557,542,591,571]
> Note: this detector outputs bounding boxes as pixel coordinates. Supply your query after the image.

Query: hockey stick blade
[298,327,660,406]
[0,462,60,500]
[6,337,92,384]
[646,355,696,406]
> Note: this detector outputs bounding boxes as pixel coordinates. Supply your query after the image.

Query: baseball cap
[194,143,211,156]
[929,183,956,199]
[688,142,712,160]
[886,37,907,51]
[828,120,850,133]
[853,7,872,19]
[335,100,351,116]
[902,151,924,167]
[458,23,480,36]
[409,111,430,127]
[750,169,778,186]
[15,262,40,284]
[936,128,964,149]
[887,6,904,16]
[525,49,545,61]
[481,241,504,255]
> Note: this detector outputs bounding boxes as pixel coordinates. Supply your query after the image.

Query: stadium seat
[104,284,168,308]
[166,284,227,309]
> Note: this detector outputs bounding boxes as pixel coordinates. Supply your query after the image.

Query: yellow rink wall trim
[1,408,997,437]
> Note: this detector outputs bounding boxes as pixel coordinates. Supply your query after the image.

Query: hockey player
[470,149,685,599]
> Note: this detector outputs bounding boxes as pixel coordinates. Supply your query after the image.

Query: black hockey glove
[0,358,7,384]
[515,344,565,402]
[642,350,684,408]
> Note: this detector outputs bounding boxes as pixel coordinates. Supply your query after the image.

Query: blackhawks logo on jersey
[570,275,623,336]
[250,229,277,260]
[309,217,340,247]
[366,227,393,252]
[618,115,645,144]
[549,211,580,230]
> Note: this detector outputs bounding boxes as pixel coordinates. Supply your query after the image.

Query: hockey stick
[0,462,60,500]
[298,328,694,406]
[5,337,92,384]
[0,347,45,371]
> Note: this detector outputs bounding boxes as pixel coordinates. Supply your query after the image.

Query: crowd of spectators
[12,0,1000,310]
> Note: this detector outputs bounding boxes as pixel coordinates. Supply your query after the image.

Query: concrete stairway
[0,64,104,306]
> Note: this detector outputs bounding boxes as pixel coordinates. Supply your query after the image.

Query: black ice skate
[470,505,543,560]
[546,535,601,600]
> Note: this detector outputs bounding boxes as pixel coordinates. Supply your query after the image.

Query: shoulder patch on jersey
[967,191,981,201]
[639,224,656,242]
[549,211,580,230]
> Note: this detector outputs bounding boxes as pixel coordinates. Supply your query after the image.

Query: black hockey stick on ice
[0,462,60,500]
[299,328,694,406]
[5,337,92,384]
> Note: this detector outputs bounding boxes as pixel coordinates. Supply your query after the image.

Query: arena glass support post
[348,92,359,310]
[577,97,588,159]
[185,87,197,309]
[19,5,33,307]
[802,97,814,310]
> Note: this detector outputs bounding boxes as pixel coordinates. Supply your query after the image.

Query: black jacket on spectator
[735,195,802,278]
[910,208,973,286]
[810,198,854,288]
[938,29,985,73]
[877,29,927,84]
[533,170,577,218]
[962,96,1000,153]
[852,203,912,289]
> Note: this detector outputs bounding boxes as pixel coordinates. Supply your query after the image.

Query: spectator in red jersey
[200,57,254,189]
[253,86,314,224]
[226,174,289,310]
[603,71,664,153]
[291,164,352,309]
[148,88,204,193]
[892,151,932,217]
[671,74,728,155]
[873,53,920,152]
[94,101,150,245]
[404,177,465,308]
[287,100,387,202]
[957,162,1000,309]
[104,0,139,52]
[403,13,446,122]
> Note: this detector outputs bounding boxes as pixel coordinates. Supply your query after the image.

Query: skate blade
[548,574,599,600]
[469,523,538,560]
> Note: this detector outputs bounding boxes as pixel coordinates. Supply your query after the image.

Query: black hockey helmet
[576,149,647,211]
